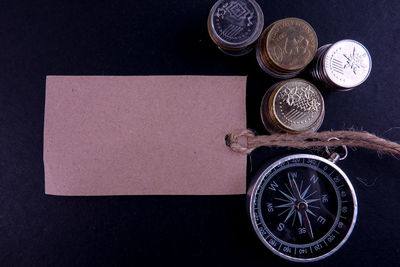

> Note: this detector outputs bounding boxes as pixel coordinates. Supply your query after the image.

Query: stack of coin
[208,0,264,56]
[310,39,372,90]
[260,79,325,134]
[256,18,318,78]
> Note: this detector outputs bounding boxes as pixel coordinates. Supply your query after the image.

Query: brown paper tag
[44,76,247,195]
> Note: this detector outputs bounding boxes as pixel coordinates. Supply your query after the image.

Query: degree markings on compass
[342,200,349,203]
[294,247,297,255]
[337,184,344,189]
[252,157,355,258]
[340,215,347,219]
[333,229,340,234]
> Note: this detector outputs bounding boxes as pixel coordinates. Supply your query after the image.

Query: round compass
[247,154,357,262]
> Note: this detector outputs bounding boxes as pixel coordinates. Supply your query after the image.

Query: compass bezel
[247,154,358,262]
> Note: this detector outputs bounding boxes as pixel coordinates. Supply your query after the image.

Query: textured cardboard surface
[44,76,246,195]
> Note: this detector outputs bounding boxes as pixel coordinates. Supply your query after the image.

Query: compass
[247,154,357,262]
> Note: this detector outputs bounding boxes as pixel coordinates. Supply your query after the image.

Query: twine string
[226,129,400,155]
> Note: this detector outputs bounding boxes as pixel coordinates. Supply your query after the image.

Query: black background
[1,0,399,266]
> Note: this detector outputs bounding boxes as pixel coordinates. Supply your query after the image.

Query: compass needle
[301,209,314,239]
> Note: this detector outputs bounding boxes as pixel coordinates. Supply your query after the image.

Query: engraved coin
[323,40,372,89]
[261,79,324,134]
[256,24,303,79]
[266,18,318,71]
[208,0,264,53]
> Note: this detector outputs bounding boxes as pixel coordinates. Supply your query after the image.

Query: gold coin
[261,79,324,133]
[266,18,318,71]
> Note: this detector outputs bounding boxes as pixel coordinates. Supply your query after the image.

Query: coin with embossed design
[310,39,372,90]
[208,0,264,56]
[261,79,324,134]
[266,18,318,71]
[256,18,318,78]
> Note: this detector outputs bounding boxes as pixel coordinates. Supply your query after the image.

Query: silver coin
[323,40,372,89]
[208,0,264,50]
[310,44,331,82]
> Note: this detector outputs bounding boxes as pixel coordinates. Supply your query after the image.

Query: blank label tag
[44,76,247,195]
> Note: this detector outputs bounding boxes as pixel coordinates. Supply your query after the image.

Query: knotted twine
[225,129,400,155]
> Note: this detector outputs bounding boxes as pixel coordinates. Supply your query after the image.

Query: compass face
[247,154,357,262]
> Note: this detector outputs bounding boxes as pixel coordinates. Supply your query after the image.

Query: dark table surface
[1,0,399,266]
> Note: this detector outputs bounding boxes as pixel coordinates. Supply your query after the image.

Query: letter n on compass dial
[248,155,357,262]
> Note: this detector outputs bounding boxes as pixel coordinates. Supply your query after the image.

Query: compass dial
[247,154,357,262]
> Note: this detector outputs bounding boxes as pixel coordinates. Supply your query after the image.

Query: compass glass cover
[248,154,357,262]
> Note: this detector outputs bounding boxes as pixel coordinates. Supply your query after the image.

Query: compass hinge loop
[325,137,348,163]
